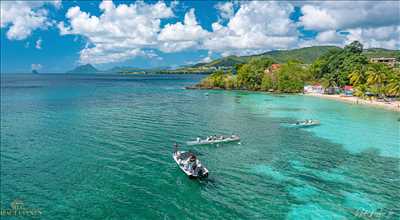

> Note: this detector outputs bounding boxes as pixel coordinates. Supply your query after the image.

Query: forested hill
[362,48,400,59]
[185,46,399,71]
[190,46,340,70]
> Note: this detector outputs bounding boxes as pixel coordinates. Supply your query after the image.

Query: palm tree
[366,64,388,97]
[387,71,400,97]
[354,84,368,99]
[349,67,365,86]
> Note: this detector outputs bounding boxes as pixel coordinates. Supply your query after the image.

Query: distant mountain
[362,48,400,59]
[256,46,341,64]
[66,64,161,74]
[66,64,99,74]
[31,69,39,74]
[191,56,247,68]
[195,46,341,69]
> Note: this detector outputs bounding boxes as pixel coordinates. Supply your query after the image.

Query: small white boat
[186,135,240,146]
[173,151,209,179]
[292,119,320,128]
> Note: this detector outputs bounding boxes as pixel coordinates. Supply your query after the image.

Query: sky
[1,0,399,73]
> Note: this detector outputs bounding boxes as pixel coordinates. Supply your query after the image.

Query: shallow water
[1,74,399,219]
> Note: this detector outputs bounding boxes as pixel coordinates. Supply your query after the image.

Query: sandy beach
[305,93,400,112]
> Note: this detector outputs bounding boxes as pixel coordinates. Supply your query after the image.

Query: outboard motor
[198,168,204,177]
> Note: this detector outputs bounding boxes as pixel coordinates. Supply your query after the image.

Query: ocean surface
[1,74,399,219]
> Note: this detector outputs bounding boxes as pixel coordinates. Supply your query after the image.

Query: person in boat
[186,154,197,171]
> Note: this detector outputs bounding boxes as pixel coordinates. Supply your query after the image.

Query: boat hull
[173,152,209,179]
[290,120,320,128]
[186,137,240,146]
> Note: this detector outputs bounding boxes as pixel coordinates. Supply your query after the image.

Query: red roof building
[343,85,353,96]
[264,64,281,75]
[271,64,281,70]
[344,85,353,91]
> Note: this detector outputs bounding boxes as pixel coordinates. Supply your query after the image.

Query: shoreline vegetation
[191,41,400,112]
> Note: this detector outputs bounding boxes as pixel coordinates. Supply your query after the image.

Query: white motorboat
[292,119,320,128]
[186,135,240,146]
[173,151,209,179]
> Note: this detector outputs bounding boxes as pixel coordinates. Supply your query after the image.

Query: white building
[304,84,324,94]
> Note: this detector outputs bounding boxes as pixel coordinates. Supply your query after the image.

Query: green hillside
[173,46,399,74]
[183,46,341,72]
[256,46,341,64]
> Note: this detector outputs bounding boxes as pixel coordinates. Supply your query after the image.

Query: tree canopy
[198,41,400,98]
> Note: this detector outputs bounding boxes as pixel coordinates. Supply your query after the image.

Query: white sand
[305,93,400,112]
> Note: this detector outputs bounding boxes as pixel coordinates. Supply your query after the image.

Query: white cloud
[204,1,298,55]
[31,63,42,70]
[201,51,213,63]
[158,9,209,52]
[59,0,174,64]
[344,25,400,49]
[80,46,144,65]
[299,31,346,48]
[299,1,400,31]
[299,5,337,30]
[57,0,399,65]
[215,2,235,20]
[298,1,400,49]
[0,1,60,40]
[59,1,302,64]
[300,26,400,50]
[35,38,42,49]
[316,31,342,43]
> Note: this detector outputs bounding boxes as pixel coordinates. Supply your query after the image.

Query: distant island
[66,64,100,74]
[66,64,166,75]
[66,45,400,75]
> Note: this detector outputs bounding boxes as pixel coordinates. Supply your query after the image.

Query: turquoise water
[1,74,399,219]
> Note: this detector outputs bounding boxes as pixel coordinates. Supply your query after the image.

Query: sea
[1,74,399,219]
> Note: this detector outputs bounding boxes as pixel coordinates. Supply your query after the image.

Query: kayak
[186,135,240,146]
[173,151,208,179]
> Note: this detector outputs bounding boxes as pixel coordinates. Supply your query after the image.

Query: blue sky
[1,1,399,73]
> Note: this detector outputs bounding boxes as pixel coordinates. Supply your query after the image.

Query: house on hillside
[304,83,324,94]
[370,57,397,68]
[264,64,281,75]
[263,64,281,86]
